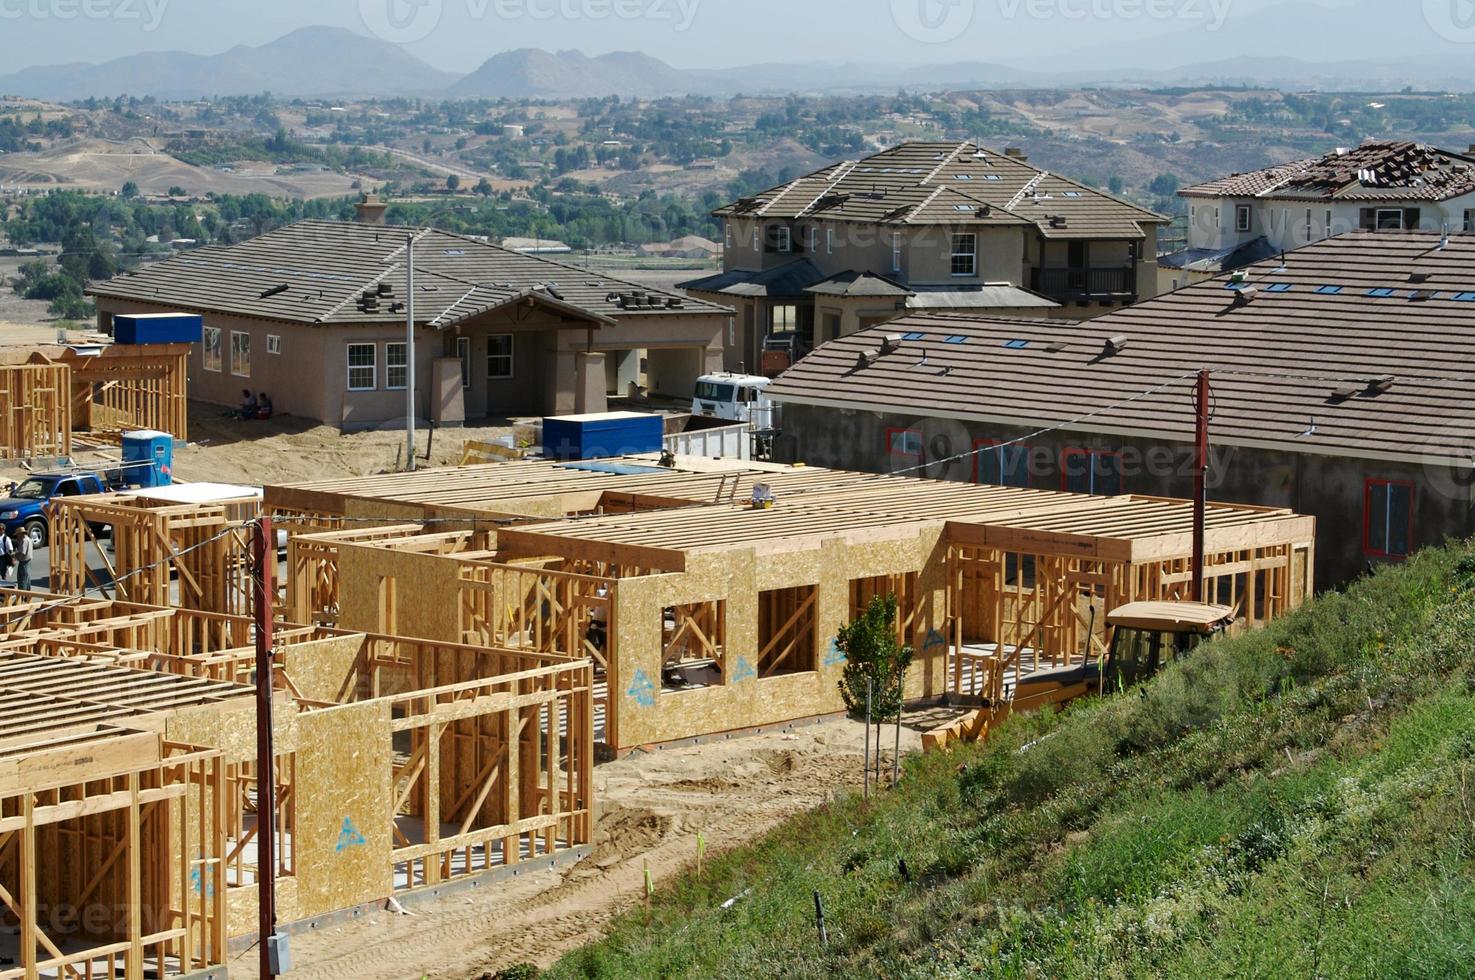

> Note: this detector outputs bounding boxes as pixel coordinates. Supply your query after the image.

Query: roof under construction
[1181,140,1475,203]
[714,141,1166,240]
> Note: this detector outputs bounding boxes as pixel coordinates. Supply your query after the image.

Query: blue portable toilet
[121,430,175,488]
[112,313,203,345]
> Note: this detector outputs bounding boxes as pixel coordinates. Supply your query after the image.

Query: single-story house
[88,204,733,427]
[765,230,1475,588]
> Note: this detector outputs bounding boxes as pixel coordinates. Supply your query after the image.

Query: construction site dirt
[226,713,933,979]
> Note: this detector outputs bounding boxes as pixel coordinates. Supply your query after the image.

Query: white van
[692,373,775,427]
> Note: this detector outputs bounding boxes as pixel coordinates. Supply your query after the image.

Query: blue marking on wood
[627,668,656,707]
[824,638,847,666]
[336,817,366,852]
[924,629,947,650]
[731,657,756,683]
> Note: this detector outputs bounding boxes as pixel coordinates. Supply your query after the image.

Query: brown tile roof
[716,141,1165,241]
[1181,141,1475,203]
[89,219,730,327]
[767,231,1475,466]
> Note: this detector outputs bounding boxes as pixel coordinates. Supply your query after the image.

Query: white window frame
[1325,209,1334,238]
[1464,209,1475,233]
[202,326,222,373]
[1305,208,1313,242]
[457,336,471,389]
[1235,204,1251,233]
[808,225,817,254]
[1376,208,1404,231]
[229,330,250,378]
[266,334,281,355]
[385,341,408,391]
[487,334,514,381]
[774,225,791,253]
[950,232,977,277]
[346,342,376,392]
[826,227,833,254]
[725,223,733,249]
[891,232,902,273]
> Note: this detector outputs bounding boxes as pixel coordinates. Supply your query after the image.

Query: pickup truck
[0,471,118,547]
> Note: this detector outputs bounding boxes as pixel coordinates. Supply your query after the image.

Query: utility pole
[405,234,417,472]
[253,517,279,978]
[1191,370,1210,602]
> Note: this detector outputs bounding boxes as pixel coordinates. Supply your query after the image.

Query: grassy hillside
[549,542,1475,979]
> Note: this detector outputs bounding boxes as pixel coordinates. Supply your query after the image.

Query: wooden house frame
[270,463,1315,755]
[57,344,190,442]
[0,591,594,942]
[0,364,70,461]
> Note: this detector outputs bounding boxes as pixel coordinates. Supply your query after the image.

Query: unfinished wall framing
[0,363,70,461]
[58,344,190,442]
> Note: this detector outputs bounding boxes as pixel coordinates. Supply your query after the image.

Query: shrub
[836,594,912,722]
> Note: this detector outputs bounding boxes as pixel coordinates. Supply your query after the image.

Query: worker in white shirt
[0,531,12,582]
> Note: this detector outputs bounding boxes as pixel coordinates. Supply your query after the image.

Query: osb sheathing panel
[293,700,393,920]
[163,696,301,762]
[609,523,952,750]
[281,634,369,703]
[337,543,462,641]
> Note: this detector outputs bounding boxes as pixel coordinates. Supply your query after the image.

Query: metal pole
[253,517,277,980]
[406,234,417,473]
[863,679,871,799]
[893,698,901,787]
[1191,369,1210,602]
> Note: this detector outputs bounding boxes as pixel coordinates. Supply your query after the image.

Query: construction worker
[12,528,32,592]
[0,531,12,582]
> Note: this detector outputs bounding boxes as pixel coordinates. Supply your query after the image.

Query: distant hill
[0,27,456,101]
[449,48,722,99]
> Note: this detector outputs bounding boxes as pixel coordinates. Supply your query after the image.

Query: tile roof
[89,219,730,327]
[905,284,1059,310]
[1181,141,1475,203]
[715,141,1165,241]
[678,258,827,299]
[767,231,1475,466]
[1158,236,1281,273]
[806,270,913,298]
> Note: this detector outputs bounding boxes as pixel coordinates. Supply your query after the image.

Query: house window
[1376,209,1405,230]
[457,337,471,388]
[826,227,834,254]
[487,334,514,380]
[974,440,1030,487]
[725,223,733,249]
[1235,205,1251,233]
[1364,479,1413,558]
[1305,208,1313,241]
[1465,209,1475,233]
[773,225,791,253]
[752,227,760,250]
[757,585,817,677]
[1061,448,1122,496]
[771,305,797,332]
[808,225,817,254]
[886,427,923,458]
[1325,209,1334,238]
[386,341,408,390]
[346,342,376,391]
[661,600,727,691]
[891,232,902,273]
[1214,207,1220,228]
[951,232,977,276]
[266,334,282,355]
[202,326,222,372]
[230,331,250,378]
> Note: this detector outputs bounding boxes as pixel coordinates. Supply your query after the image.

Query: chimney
[355,193,388,226]
[1005,147,1027,162]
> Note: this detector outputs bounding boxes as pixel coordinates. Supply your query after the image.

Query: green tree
[167,185,186,197]
[474,177,493,196]
[836,594,913,722]
[1148,173,1181,197]
[1107,175,1126,195]
[446,174,460,192]
[120,180,139,199]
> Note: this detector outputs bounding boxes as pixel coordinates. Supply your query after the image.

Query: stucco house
[88,206,731,427]
[682,140,1167,374]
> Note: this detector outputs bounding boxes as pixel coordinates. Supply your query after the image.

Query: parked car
[0,470,122,547]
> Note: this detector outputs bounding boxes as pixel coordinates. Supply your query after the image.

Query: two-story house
[680,141,1167,374]
[1162,140,1475,290]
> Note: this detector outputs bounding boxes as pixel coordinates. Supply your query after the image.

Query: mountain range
[3,23,1475,102]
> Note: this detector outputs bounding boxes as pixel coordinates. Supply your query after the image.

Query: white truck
[692,373,776,428]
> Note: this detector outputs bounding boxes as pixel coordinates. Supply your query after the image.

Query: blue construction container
[542,411,664,461]
[120,430,175,488]
[113,312,203,345]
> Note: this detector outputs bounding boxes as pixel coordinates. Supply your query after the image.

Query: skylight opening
[945,335,969,345]
[902,331,926,341]
[1266,283,1293,293]
[1367,287,1396,297]
[1454,292,1475,302]
[984,175,1003,181]
[1315,285,1344,294]
[1003,339,1030,349]
[953,174,972,181]
[1064,191,1083,197]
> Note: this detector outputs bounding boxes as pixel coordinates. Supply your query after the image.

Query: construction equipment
[927,600,1235,750]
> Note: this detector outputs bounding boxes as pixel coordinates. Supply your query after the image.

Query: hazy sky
[2,0,1464,74]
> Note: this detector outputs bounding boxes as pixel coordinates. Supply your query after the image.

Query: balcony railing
[1031,267,1134,298]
